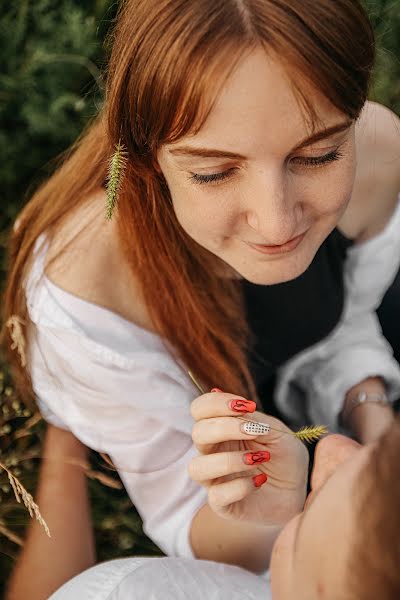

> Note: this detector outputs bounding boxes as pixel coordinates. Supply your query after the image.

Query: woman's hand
[189,390,309,526]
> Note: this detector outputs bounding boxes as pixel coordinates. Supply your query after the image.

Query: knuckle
[188,457,201,481]
[191,422,203,445]
[208,485,223,509]
[190,396,202,419]
[209,417,226,438]
[221,452,234,475]
[237,478,250,498]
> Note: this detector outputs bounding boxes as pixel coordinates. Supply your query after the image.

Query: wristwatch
[341,390,391,425]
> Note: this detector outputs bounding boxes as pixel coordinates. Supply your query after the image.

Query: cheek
[296,149,357,220]
[168,180,238,240]
[323,150,357,215]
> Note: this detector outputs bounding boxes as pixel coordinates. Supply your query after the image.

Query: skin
[158,47,357,286]
[270,434,368,600]
[190,391,309,525]
[190,388,372,598]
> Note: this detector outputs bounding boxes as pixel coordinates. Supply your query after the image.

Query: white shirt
[25,196,400,559]
[49,557,271,600]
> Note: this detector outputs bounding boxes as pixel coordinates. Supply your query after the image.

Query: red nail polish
[243,451,271,465]
[253,473,268,488]
[211,388,223,393]
[229,399,256,413]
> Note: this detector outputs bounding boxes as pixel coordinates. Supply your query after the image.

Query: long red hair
[1,0,374,407]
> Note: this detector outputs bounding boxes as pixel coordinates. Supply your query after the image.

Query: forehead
[185,47,344,155]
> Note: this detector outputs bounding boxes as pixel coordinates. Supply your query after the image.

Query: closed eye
[189,168,237,185]
[188,149,344,185]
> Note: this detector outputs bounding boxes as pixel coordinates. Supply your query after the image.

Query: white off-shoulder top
[25,195,400,559]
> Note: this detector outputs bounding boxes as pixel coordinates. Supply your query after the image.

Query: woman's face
[270,434,372,599]
[158,48,357,284]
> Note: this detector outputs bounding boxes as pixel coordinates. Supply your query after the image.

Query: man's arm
[5,425,96,600]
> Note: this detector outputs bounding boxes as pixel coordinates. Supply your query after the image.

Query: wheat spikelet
[293,425,328,443]
[0,461,50,537]
[105,141,128,220]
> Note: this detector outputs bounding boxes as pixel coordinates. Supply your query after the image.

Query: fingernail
[241,421,271,435]
[253,473,268,488]
[243,451,271,465]
[211,388,223,393]
[229,399,256,413]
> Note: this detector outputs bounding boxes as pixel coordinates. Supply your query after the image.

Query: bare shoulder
[45,188,154,331]
[340,101,400,241]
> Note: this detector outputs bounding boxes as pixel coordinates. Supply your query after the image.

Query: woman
[5,417,400,599]
[2,0,400,568]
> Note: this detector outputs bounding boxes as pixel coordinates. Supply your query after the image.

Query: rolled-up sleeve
[275,197,400,431]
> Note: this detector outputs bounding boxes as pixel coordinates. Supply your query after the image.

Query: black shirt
[241,228,354,415]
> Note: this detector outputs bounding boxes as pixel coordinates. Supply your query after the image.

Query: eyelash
[188,149,344,185]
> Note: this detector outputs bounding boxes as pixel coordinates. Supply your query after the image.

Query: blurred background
[0,0,399,592]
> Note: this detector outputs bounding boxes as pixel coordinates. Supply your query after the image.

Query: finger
[189,450,271,482]
[192,416,271,446]
[208,472,268,511]
[191,392,257,422]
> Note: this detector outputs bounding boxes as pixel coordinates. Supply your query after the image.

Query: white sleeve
[27,323,207,559]
[275,197,400,432]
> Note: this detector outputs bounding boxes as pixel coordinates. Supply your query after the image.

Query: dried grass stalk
[6,315,27,368]
[0,521,23,546]
[0,461,50,537]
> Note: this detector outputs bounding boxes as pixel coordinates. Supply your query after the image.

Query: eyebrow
[168,119,353,160]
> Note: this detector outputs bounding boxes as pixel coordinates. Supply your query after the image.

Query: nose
[311,434,361,492]
[244,168,301,245]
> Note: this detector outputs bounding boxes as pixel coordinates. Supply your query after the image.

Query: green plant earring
[105,140,128,220]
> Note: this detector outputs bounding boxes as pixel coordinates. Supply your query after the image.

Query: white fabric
[26,243,207,559]
[49,557,271,600]
[25,195,400,559]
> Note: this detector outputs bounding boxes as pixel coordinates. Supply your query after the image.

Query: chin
[233,248,317,285]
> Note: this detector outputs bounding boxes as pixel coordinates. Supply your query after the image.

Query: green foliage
[0,0,398,593]
[363,0,400,112]
[0,0,115,240]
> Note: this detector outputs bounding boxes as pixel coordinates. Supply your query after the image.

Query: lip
[245,231,307,255]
